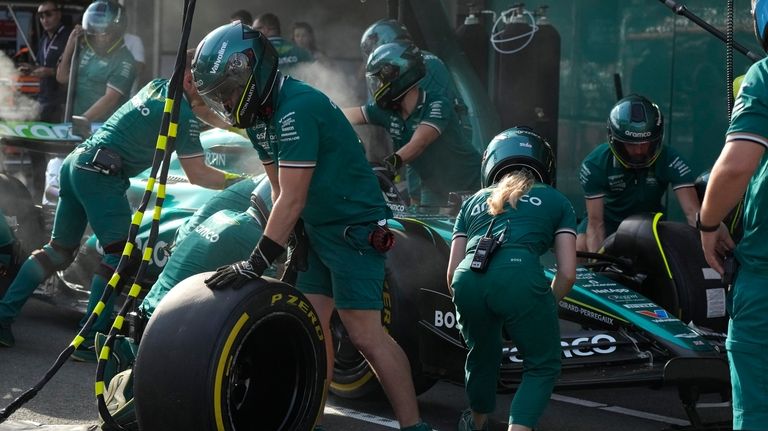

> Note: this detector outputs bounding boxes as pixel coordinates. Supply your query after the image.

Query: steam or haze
[289,60,393,160]
[0,50,40,121]
[290,61,361,108]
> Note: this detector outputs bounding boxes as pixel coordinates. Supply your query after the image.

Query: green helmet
[366,42,425,111]
[360,19,412,57]
[82,0,126,55]
[192,22,279,128]
[607,94,664,169]
[481,126,555,187]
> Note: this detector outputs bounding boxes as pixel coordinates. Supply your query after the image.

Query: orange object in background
[12,47,40,95]
[13,74,40,95]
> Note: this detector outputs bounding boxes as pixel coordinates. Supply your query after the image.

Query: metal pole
[63,39,79,122]
[7,5,37,64]
[658,0,764,62]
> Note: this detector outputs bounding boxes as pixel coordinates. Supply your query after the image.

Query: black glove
[382,152,403,180]
[286,219,309,273]
[205,235,285,290]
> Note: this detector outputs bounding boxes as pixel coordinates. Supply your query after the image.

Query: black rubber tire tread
[0,174,44,296]
[330,222,445,399]
[134,273,326,431]
[0,173,44,255]
[656,222,729,332]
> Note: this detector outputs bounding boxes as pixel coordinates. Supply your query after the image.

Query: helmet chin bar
[85,34,122,56]
[609,137,661,169]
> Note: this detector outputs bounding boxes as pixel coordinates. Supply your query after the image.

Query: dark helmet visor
[198,50,255,125]
[366,63,401,106]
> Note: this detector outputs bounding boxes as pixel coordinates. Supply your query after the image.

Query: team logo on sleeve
[578,164,591,185]
[668,156,692,178]
[428,101,443,119]
[279,112,300,143]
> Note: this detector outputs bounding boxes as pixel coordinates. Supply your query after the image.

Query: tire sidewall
[134,274,325,431]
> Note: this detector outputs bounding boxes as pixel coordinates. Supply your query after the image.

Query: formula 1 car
[0,124,730,430]
[329,180,731,430]
[0,122,263,309]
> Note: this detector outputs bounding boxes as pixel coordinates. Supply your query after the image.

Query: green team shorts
[295,221,386,310]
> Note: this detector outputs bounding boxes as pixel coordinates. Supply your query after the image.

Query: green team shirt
[453,183,577,258]
[268,36,313,68]
[80,79,204,177]
[422,51,459,103]
[362,88,481,200]
[727,58,768,272]
[246,76,389,226]
[173,176,261,244]
[73,43,136,117]
[141,209,274,317]
[422,51,472,147]
[578,143,696,235]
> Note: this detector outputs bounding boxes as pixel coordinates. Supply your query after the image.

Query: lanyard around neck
[42,25,65,62]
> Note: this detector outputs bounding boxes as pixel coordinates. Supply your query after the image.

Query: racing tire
[654,222,729,333]
[0,173,44,296]
[134,273,326,431]
[330,223,444,399]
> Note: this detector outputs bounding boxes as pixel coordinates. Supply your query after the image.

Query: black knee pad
[99,240,141,278]
[0,242,18,275]
[31,243,76,276]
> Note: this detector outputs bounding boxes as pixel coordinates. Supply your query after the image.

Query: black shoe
[0,321,14,347]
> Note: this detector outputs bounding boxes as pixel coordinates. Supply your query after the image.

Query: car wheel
[330,222,444,399]
[134,273,326,431]
[0,173,44,296]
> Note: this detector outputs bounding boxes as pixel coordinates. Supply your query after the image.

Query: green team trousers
[0,146,130,333]
[452,249,561,428]
[727,268,768,430]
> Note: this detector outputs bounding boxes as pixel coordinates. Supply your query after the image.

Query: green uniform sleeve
[174,106,204,158]
[246,125,275,165]
[556,193,578,236]
[578,155,607,199]
[727,59,768,148]
[362,103,391,127]
[452,193,474,240]
[659,146,696,189]
[275,100,319,167]
[106,53,136,97]
[419,93,452,134]
[422,54,454,98]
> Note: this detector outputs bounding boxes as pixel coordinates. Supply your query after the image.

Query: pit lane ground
[0,299,733,431]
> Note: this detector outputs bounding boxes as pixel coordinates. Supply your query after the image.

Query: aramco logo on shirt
[209,41,229,74]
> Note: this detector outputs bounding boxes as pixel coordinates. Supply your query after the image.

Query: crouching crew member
[448,127,577,431]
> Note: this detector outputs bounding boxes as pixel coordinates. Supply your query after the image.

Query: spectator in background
[56,0,136,122]
[252,12,313,68]
[34,0,71,122]
[229,9,252,25]
[292,21,328,64]
[17,1,72,203]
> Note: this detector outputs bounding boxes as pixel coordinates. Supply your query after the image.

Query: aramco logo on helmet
[624,130,652,138]
[209,41,229,74]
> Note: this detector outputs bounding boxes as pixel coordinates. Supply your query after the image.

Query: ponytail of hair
[486,169,535,215]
